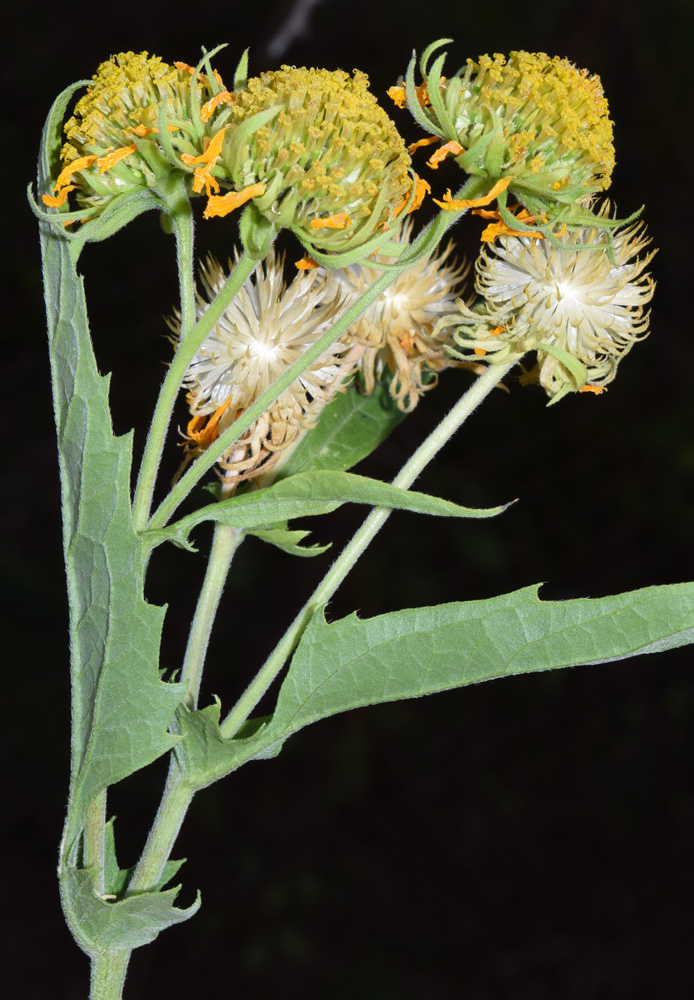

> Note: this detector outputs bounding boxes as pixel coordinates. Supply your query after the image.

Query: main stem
[220,358,519,739]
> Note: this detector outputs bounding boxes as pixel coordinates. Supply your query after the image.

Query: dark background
[4,0,694,996]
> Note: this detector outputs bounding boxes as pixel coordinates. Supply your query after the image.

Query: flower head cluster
[393,42,615,229]
[43,51,418,262]
[206,65,416,257]
[436,206,655,402]
[177,251,362,482]
[335,221,470,410]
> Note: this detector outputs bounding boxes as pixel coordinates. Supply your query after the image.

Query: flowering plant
[33,40,693,1000]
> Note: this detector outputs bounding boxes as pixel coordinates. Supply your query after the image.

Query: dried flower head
[204,65,415,257]
[396,42,615,228]
[436,206,655,402]
[335,221,470,411]
[43,51,208,213]
[177,251,361,482]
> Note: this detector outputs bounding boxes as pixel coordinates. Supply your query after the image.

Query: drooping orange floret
[202,182,267,219]
[309,212,351,230]
[426,140,464,169]
[96,144,137,173]
[433,177,512,212]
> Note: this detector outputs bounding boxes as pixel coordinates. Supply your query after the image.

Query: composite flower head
[177,250,361,482]
[43,51,212,214]
[334,220,470,411]
[204,65,415,259]
[436,205,655,402]
[395,41,615,229]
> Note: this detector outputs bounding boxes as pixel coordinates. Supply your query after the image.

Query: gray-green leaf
[147,469,505,550]
[198,581,694,781]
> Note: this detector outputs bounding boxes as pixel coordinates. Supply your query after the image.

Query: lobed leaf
[183,581,694,785]
[38,101,185,864]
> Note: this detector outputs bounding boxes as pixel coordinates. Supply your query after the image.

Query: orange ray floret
[200,90,234,122]
[579,384,606,395]
[426,140,464,170]
[181,127,229,168]
[43,185,76,208]
[42,154,98,207]
[310,212,351,230]
[295,256,320,270]
[184,398,233,449]
[408,135,440,155]
[394,175,431,217]
[387,85,407,109]
[96,145,137,173]
[127,123,180,137]
[433,177,512,212]
[203,182,267,219]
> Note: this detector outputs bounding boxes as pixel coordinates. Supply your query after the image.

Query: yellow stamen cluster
[213,65,413,253]
[399,44,616,222]
[46,51,209,211]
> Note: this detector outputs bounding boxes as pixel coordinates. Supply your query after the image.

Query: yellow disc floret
[211,65,413,255]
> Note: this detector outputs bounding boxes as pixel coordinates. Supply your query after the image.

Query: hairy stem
[83,790,107,896]
[220,358,519,738]
[181,514,242,710]
[89,951,131,1000]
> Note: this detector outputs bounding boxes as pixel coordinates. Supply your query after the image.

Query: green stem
[181,516,242,710]
[89,950,130,1000]
[146,205,466,533]
[83,790,106,895]
[128,762,195,894]
[131,243,256,533]
[219,358,519,739]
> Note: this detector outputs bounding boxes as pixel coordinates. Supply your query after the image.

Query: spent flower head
[436,205,655,403]
[334,220,470,411]
[394,41,615,232]
[176,250,361,482]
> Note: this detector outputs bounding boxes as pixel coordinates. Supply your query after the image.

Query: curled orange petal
[426,140,464,169]
[96,145,137,173]
[203,182,267,219]
[310,211,351,230]
[433,177,512,212]
[181,127,229,167]
[201,90,234,122]
[42,185,76,207]
[53,155,98,190]
[579,384,606,395]
[408,135,440,155]
[295,256,320,270]
[387,85,407,109]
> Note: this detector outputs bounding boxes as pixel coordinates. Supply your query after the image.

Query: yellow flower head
[205,65,414,258]
[45,51,209,212]
[435,204,655,403]
[400,41,615,226]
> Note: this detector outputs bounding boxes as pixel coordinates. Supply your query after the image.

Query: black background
[4,1,694,996]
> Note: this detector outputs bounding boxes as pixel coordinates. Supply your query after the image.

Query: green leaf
[103,819,185,898]
[201,582,694,780]
[39,137,185,862]
[174,701,285,787]
[147,470,505,550]
[62,864,199,953]
[245,523,332,558]
[278,381,406,477]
